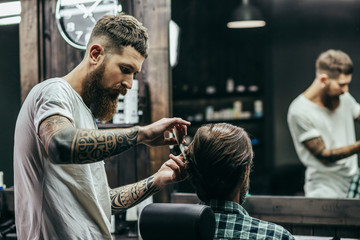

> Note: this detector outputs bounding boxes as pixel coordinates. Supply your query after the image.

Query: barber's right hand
[153,154,188,189]
[137,118,190,147]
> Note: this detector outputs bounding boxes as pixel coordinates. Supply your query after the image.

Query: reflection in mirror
[170,0,360,199]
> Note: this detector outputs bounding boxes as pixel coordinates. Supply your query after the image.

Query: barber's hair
[88,13,149,57]
[316,49,353,79]
[186,123,254,202]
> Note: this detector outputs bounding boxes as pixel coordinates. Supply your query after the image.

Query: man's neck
[303,81,340,111]
[62,62,87,97]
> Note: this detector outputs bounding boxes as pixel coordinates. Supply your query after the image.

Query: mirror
[171,0,360,198]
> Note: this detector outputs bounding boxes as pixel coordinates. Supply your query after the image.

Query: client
[184,123,295,239]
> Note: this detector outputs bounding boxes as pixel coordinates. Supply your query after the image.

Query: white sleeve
[344,92,360,119]
[33,81,75,134]
[288,105,321,143]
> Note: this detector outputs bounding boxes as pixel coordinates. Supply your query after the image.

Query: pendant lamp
[227,0,266,29]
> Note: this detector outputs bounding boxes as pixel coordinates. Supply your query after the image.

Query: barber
[288,49,360,198]
[14,13,189,239]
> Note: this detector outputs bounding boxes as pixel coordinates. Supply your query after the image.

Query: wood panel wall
[43,1,84,79]
[19,0,43,102]
[133,0,172,202]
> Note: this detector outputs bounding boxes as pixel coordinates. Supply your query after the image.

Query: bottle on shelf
[248,84,259,93]
[226,77,235,93]
[233,100,242,119]
[254,100,263,118]
[205,85,216,95]
[0,171,4,190]
[205,106,214,121]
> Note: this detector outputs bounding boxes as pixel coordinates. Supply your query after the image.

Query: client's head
[186,123,253,205]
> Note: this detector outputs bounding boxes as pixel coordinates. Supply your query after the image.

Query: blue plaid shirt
[201,200,295,240]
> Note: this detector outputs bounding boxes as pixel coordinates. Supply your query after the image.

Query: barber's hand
[153,154,188,188]
[138,118,190,147]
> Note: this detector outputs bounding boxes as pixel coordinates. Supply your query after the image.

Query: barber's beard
[82,63,127,122]
[323,93,341,111]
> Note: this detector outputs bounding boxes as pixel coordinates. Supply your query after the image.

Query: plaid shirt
[347,170,360,198]
[201,200,295,240]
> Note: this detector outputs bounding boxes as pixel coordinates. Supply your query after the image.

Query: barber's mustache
[106,86,127,97]
[111,84,128,96]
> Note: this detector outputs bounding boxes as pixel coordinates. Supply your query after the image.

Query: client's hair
[186,123,253,203]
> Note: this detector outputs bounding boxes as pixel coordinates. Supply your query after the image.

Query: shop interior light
[0,16,21,25]
[169,20,180,68]
[227,0,266,29]
[0,1,21,25]
[0,1,21,17]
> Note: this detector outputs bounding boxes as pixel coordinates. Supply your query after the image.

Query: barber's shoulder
[38,78,70,91]
[340,92,360,107]
[288,95,304,115]
[34,78,75,101]
[341,91,355,101]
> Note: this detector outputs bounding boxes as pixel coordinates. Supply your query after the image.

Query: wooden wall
[132,0,172,202]
[19,0,42,102]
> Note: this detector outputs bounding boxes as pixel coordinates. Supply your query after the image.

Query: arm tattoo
[70,127,138,164]
[109,176,160,213]
[304,137,360,164]
[39,115,74,153]
[39,115,139,164]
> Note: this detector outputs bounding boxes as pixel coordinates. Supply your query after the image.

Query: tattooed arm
[39,115,139,164]
[110,176,159,213]
[109,154,187,213]
[303,137,360,165]
[39,115,190,164]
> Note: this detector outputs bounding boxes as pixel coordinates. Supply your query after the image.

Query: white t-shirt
[14,78,112,240]
[287,92,360,198]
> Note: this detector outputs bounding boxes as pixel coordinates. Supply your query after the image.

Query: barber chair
[139,203,215,240]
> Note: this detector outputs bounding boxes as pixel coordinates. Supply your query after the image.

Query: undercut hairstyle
[316,49,353,79]
[88,13,149,57]
[186,123,254,202]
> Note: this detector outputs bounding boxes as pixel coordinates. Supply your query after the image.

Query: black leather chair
[139,203,215,240]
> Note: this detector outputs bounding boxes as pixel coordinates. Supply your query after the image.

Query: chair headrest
[139,203,215,240]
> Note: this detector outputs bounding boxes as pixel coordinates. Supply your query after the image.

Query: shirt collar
[200,199,249,216]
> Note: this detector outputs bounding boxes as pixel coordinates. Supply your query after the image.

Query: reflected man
[287,49,360,198]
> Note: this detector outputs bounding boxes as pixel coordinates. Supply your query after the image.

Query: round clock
[55,0,121,50]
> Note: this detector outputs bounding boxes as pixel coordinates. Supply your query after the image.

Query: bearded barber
[14,13,190,240]
[288,49,360,198]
